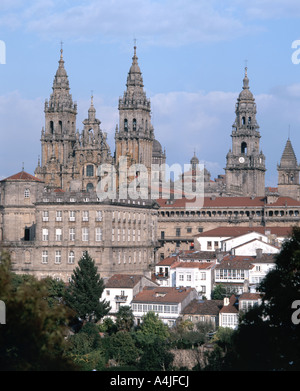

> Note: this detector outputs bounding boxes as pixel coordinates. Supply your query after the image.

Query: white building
[131,286,198,327]
[103,274,158,314]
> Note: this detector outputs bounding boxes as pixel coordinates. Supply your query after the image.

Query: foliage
[115,305,134,332]
[0,251,77,371]
[138,336,174,371]
[136,311,170,340]
[211,284,229,300]
[102,331,139,366]
[64,252,110,323]
[98,317,117,335]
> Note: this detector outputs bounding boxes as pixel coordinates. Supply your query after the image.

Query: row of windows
[159,209,300,218]
[42,210,103,222]
[221,314,238,327]
[42,227,102,242]
[42,250,75,264]
[178,272,207,281]
[112,228,142,242]
[131,303,178,314]
[215,269,246,280]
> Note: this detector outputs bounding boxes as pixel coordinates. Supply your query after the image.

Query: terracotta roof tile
[105,274,144,288]
[132,286,195,304]
[182,299,223,316]
[1,171,44,182]
[196,226,292,238]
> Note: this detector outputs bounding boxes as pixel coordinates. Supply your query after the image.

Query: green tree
[138,336,174,371]
[115,305,134,332]
[104,331,139,366]
[211,284,228,300]
[136,311,170,340]
[0,251,77,371]
[64,252,110,323]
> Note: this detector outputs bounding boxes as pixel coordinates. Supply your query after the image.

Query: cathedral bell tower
[225,67,266,197]
[277,138,300,200]
[115,45,154,191]
[35,47,77,189]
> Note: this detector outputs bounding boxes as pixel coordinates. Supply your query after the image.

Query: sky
[1,0,300,187]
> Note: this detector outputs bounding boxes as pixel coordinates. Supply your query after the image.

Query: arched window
[59,120,62,133]
[124,119,128,132]
[50,121,54,134]
[86,183,94,192]
[86,165,94,177]
[248,117,251,124]
[241,142,247,154]
[133,118,137,131]
[242,117,246,125]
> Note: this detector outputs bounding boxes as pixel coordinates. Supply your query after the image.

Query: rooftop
[132,286,195,304]
[105,274,144,288]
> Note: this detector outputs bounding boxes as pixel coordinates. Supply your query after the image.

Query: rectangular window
[86,165,94,177]
[179,274,184,281]
[42,228,48,241]
[56,211,62,222]
[42,211,49,222]
[207,241,212,249]
[42,250,48,264]
[201,272,206,280]
[69,228,75,241]
[82,228,89,242]
[96,228,102,242]
[187,227,192,233]
[55,228,62,241]
[82,211,89,222]
[176,228,181,237]
[112,228,115,242]
[96,210,102,221]
[69,211,76,221]
[68,251,75,264]
[186,274,192,281]
[55,250,61,264]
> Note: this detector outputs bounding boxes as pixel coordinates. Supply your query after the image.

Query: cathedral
[1,44,300,280]
[34,45,166,193]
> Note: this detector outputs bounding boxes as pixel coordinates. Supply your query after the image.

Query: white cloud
[0,0,259,46]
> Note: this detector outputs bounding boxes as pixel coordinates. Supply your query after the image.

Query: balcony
[115,295,128,302]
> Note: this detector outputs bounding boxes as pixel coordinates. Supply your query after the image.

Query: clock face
[239,157,245,163]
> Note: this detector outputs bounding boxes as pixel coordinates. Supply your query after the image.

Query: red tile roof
[172,261,214,269]
[220,295,239,313]
[105,274,144,288]
[182,299,223,316]
[132,286,195,304]
[1,171,44,182]
[239,292,263,301]
[196,226,292,238]
[157,196,300,208]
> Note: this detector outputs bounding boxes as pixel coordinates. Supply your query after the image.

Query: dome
[153,139,163,155]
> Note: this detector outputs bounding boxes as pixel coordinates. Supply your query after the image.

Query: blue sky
[1,0,300,187]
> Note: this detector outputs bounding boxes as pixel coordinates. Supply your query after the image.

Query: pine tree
[64,252,110,323]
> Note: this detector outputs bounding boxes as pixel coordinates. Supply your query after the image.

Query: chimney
[256,248,263,259]
[223,297,230,306]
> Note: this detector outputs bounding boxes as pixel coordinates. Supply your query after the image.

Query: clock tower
[225,67,266,197]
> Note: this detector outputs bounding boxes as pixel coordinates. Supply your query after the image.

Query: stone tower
[277,138,300,200]
[115,45,154,188]
[225,67,266,197]
[70,95,113,192]
[35,48,77,190]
